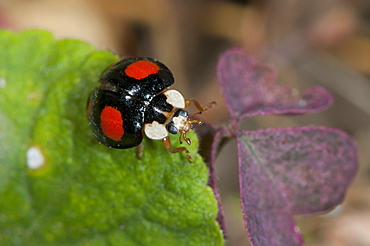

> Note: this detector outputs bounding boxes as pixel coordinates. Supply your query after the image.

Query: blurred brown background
[1,0,369,245]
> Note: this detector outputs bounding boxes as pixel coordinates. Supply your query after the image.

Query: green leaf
[0,29,223,246]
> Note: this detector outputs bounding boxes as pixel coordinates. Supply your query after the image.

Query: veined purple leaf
[236,127,357,245]
[236,132,303,246]
[217,49,333,121]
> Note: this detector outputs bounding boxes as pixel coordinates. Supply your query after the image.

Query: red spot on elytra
[125,60,160,80]
[100,106,124,141]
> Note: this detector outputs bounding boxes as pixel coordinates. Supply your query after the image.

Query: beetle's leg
[185,99,216,113]
[178,134,183,145]
[162,137,192,162]
[178,132,191,145]
[182,132,191,145]
[136,143,143,160]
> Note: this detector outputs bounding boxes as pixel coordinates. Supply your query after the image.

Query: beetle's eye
[166,121,178,134]
[174,109,188,118]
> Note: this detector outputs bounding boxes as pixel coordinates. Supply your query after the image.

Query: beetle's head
[166,109,203,145]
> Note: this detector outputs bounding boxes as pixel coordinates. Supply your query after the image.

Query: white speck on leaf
[26,146,45,169]
[27,92,38,101]
[0,77,6,88]
[298,99,307,107]
[294,225,301,234]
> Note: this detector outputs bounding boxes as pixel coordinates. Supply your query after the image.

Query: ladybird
[87,57,214,161]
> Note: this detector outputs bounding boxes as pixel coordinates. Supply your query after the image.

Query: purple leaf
[236,127,357,245]
[217,49,334,121]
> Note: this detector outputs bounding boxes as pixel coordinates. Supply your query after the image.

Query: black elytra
[88,57,183,149]
[88,57,215,162]
[100,57,174,101]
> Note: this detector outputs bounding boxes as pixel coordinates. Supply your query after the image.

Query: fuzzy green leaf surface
[0,29,223,246]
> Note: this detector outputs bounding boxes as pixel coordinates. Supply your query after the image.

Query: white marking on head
[26,146,45,169]
[0,77,6,88]
[172,115,190,133]
[144,121,168,140]
[164,90,185,109]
